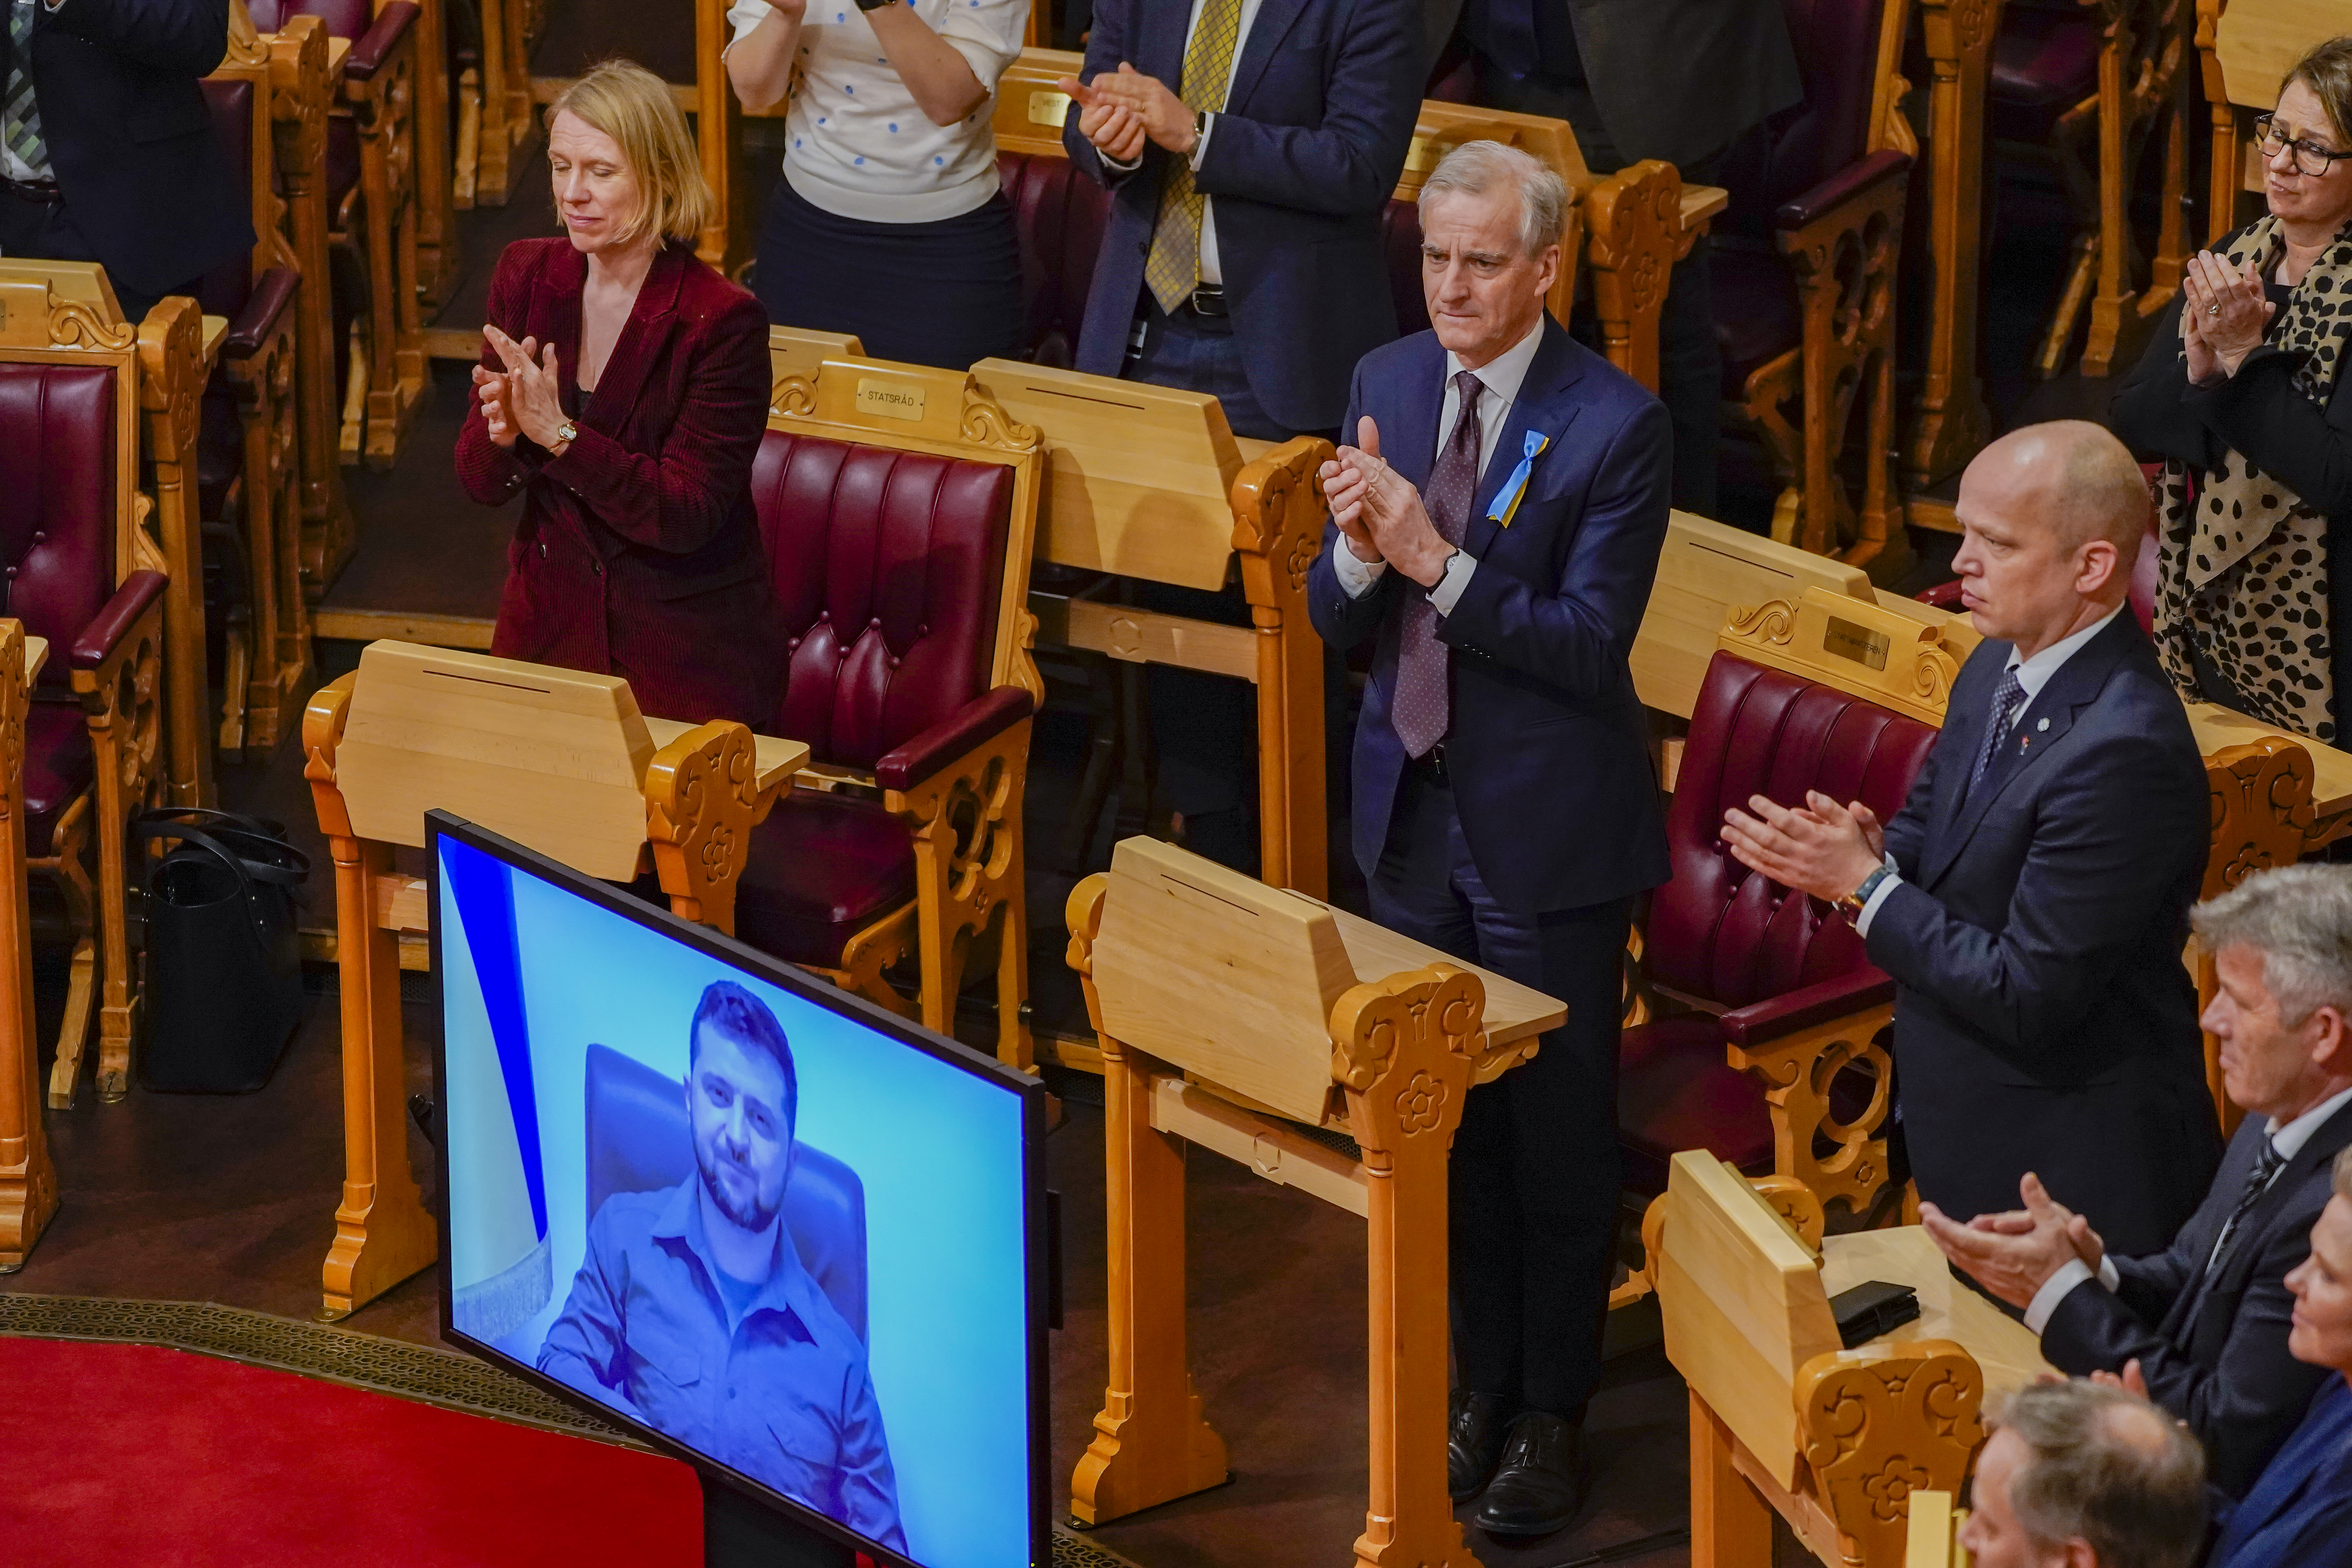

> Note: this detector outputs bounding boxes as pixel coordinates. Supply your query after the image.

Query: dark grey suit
[1868,613,2222,1259]
[2043,1102,2352,1497]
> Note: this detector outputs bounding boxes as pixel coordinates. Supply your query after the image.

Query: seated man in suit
[1061,0,1422,868]
[1308,139,1671,1540]
[1960,1380,2206,1568]
[1,0,253,322]
[1922,863,2352,1497]
[2209,1146,2352,1568]
[539,981,905,1552]
[1722,421,2222,1263]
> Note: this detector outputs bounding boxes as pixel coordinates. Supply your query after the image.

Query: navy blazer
[2042,1103,2352,1497]
[4,0,252,298]
[1063,0,1420,434]
[1868,613,2221,1258]
[2211,1377,2352,1568]
[1307,316,1672,915]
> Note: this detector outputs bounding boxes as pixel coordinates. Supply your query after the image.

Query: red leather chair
[1618,650,1935,1218]
[997,151,1115,369]
[1710,0,1911,567]
[197,75,307,757]
[0,364,172,1107]
[730,399,1043,1068]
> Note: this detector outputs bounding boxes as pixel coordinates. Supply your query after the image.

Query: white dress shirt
[2024,1082,2352,1333]
[1099,0,1265,285]
[1855,602,2129,935]
[1330,315,1546,615]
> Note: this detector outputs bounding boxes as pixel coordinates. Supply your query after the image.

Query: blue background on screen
[436,837,1033,1568]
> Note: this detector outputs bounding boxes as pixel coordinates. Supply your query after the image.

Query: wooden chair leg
[40,794,97,1110]
[1690,1390,1775,1568]
[0,627,56,1271]
[319,835,437,1319]
[1070,1039,1228,1525]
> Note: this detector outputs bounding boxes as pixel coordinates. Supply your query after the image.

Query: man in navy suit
[0,0,250,322]
[1723,422,2221,1264]
[1308,139,1671,1540]
[1059,0,1419,442]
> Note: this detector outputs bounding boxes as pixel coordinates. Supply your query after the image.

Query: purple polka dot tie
[1391,370,1485,760]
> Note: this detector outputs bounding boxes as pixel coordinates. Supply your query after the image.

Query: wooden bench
[1065,837,1564,1561]
[1655,1149,2051,1567]
[301,642,809,1318]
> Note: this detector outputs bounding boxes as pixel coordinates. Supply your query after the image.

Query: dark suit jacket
[2042,1103,2352,1497]
[1065,0,1420,434]
[3,0,252,298]
[1867,614,2221,1258]
[1307,315,1671,913]
[2211,1376,2352,1568]
[455,238,785,729]
[1455,0,1801,170]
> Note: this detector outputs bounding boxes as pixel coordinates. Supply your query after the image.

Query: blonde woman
[457,59,782,727]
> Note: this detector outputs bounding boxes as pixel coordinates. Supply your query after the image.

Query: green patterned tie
[1142,0,1245,314]
[4,0,45,176]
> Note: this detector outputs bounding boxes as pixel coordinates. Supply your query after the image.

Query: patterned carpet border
[0,1293,1139,1568]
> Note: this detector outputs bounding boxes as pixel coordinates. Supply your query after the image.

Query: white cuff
[1852,857,1902,937]
[1428,550,1477,618]
[2024,1258,2098,1336]
[1190,113,1214,171]
[1332,541,1387,598]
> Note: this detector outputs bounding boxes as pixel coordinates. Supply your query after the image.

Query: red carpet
[0,1337,704,1566]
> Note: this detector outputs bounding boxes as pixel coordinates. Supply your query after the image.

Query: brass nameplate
[1403,135,1455,174]
[856,378,926,422]
[1028,90,1072,129]
[1822,616,1891,672]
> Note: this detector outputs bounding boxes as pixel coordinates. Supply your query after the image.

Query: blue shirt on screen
[537,1180,907,1553]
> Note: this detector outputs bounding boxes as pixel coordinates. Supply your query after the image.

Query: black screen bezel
[423,810,1051,1568]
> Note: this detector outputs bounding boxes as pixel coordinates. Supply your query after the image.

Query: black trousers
[0,188,189,324]
[1367,765,1630,1422]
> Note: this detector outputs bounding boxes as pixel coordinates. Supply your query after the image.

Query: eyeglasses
[2254,114,2349,177]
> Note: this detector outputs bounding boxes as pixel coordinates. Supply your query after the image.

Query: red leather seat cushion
[753,432,1012,771]
[735,789,915,966]
[997,151,1113,367]
[1712,245,1804,405]
[24,701,92,858]
[1989,3,2101,143]
[1618,1015,1773,1194]
[0,363,118,692]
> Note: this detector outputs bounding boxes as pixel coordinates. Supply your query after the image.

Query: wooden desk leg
[1906,0,2005,492]
[1232,436,1332,901]
[1070,1043,1228,1525]
[1690,1390,1774,1568]
[0,629,56,1271]
[319,836,437,1320]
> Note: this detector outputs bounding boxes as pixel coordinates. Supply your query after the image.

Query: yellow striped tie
[1142,0,1246,315]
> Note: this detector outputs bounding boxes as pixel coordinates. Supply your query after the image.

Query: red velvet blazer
[456,237,784,727]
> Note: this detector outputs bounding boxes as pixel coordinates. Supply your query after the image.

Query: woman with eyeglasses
[2112,37,2352,744]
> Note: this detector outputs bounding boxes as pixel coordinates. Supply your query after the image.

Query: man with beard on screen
[539,981,906,1551]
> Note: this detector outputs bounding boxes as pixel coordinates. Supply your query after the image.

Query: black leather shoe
[1471,1411,1590,1539]
[1447,1389,1516,1502]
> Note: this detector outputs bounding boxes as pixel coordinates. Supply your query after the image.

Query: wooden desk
[1068,838,1561,1563]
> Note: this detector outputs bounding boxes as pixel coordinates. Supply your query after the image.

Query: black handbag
[134,808,309,1093]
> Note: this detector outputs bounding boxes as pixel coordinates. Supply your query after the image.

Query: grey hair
[1420,140,1569,258]
[2334,1142,2352,1199]
[2193,863,2352,1023]
[1987,1381,2206,1568]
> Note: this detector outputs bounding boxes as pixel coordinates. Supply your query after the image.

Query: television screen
[427,814,1047,1568]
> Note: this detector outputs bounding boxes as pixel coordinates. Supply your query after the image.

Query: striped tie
[4,0,45,178]
[1141,0,1245,314]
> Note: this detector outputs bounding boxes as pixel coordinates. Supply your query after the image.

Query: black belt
[1183,283,1226,318]
[1,176,62,205]
[1410,742,1450,786]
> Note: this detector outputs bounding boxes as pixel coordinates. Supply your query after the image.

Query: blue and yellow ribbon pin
[1486,429,1549,528]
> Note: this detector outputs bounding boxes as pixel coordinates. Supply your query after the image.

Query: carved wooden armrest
[1722,972,1896,1218]
[643,719,767,937]
[1066,873,1109,1039]
[1795,1339,1985,1568]
[1229,434,1333,616]
[68,574,167,743]
[1773,149,1911,290]
[882,693,1032,946]
[1581,159,1684,390]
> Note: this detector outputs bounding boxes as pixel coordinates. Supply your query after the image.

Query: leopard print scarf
[2152,215,2352,744]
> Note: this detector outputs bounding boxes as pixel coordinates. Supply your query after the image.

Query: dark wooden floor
[4,10,2155,1563]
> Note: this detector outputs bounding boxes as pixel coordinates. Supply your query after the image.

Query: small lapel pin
[2036,717,2049,732]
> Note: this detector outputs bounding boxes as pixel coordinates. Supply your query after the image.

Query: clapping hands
[1920,1172,2108,1311]
[2181,250,2276,385]
[475,325,567,451]
[1318,417,1454,586]
[1060,63,1194,162]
